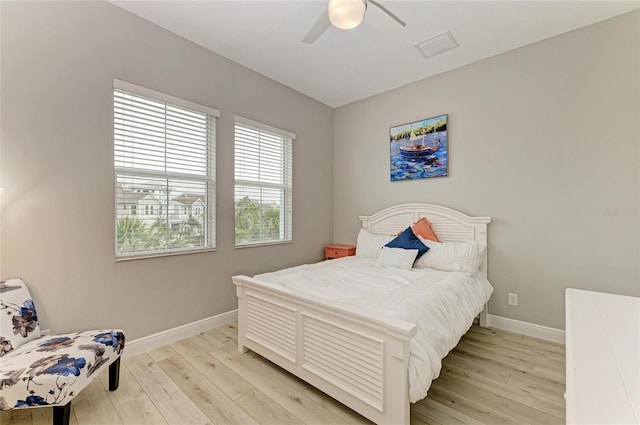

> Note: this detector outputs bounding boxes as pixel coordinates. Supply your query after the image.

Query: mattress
[255,256,494,402]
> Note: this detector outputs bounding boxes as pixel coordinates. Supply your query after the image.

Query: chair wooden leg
[109,357,121,391]
[53,402,71,425]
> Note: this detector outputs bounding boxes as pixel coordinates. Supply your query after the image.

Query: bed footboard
[234,274,417,425]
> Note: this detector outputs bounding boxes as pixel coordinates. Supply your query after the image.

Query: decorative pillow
[385,227,429,260]
[356,229,394,259]
[0,279,42,353]
[377,247,419,270]
[411,217,441,242]
[414,238,486,273]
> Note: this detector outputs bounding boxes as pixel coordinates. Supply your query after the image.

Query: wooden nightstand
[325,244,356,260]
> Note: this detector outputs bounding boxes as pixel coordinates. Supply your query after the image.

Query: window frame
[113,79,219,260]
[233,115,295,248]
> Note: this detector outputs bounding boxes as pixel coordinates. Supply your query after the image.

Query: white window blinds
[114,80,218,258]
[234,117,294,246]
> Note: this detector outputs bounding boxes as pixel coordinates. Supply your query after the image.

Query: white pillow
[356,228,394,259]
[377,247,419,270]
[414,238,486,273]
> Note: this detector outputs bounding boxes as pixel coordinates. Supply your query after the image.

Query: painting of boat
[399,138,442,157]
[390,114,448,181]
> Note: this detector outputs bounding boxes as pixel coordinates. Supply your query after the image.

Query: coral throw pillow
[411,218,441,242]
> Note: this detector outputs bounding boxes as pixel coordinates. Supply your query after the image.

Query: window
[114,80,219,258]
[234,116,294,246]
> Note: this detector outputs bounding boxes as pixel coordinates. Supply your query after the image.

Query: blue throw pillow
[385,227,430,260]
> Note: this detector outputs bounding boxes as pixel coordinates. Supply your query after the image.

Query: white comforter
[255,257,494,403]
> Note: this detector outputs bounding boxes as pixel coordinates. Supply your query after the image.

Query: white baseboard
[487,314,565,344]
[123,309,238,358]
[121,310,562,359]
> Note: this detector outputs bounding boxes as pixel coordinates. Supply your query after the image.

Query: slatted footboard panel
[302,315,384,410]
[245,294,296,362]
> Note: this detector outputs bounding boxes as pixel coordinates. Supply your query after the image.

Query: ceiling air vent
[415,31,459,59]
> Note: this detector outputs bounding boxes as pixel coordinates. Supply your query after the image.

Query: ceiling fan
[302,0,406,44]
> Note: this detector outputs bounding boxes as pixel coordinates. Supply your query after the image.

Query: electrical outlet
[508,292,518,306]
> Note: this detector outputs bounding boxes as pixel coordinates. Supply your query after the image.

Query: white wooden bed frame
[233,203,491,425]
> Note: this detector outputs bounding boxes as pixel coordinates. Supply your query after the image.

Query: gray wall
[0,1,333,339]
[333,11,640,330]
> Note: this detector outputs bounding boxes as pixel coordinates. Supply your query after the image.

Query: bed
[233,203,492,425]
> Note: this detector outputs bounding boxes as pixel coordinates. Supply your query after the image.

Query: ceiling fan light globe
[328,0,366,30]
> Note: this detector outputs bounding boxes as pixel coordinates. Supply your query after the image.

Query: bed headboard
[359,203,491,276]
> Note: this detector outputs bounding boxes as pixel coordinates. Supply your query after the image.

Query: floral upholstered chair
[0,279,125,425]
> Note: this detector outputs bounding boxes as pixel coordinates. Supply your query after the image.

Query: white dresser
[565,288,639,424]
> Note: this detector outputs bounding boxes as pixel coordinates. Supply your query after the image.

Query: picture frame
[390,114,448,181]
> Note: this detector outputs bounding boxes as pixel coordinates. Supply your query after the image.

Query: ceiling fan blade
[368,0,406,27]
[302,10,331,44]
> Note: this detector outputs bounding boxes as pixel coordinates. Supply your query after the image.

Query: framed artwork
[390,114,448,181]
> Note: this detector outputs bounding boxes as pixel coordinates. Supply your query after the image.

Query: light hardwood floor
[1,324,565,425]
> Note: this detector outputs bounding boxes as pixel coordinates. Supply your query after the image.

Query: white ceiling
[110,1,639,108]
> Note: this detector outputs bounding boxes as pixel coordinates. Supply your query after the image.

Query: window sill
[235,240,293,249]
[115,247,216,262]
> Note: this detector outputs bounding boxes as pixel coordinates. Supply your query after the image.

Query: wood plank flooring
[1,324,565,425]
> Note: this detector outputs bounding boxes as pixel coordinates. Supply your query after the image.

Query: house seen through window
[114,80,219,258]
